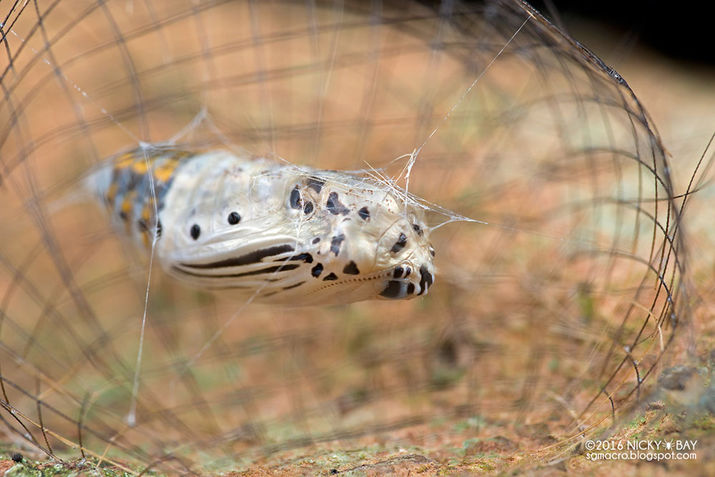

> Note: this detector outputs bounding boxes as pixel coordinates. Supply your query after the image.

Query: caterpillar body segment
[86,146,436,304]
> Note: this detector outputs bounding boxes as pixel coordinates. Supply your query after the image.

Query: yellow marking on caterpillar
[153,159,182,183]
[105,182,118,206]
[120,189,137,234]
[139,201,155,248]
[132,160,149,175]
[114,152,136,169]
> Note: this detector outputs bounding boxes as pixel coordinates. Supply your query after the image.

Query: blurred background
[530,0,713,64]
[0,1,711,474]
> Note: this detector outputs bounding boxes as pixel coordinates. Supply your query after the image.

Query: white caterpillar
[86,145,436,305]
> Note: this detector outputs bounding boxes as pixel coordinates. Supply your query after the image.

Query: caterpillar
[86,145,436,305]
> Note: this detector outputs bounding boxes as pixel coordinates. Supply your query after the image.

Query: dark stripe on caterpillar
[285,253,313,263]
[173,263,301,278]
[180,244,295,269]
[282,281,306,290]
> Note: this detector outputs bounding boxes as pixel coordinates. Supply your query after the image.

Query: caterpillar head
[300,177,436,303]
[374,214,436,299]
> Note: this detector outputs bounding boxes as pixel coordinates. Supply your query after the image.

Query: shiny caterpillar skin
[86,145,436,304]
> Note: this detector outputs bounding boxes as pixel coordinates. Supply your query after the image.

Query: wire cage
[0,0,690,473]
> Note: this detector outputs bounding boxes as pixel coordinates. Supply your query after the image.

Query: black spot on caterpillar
[190,224,201,240]
[343,261,360,275]
[306,177,325,193]
[290,186,302,209]
[326,192,350,215]
[330,234,345,256]
[419,265,433,295]
[228,211,241,224]
[380,280,404,298]
[311,263,324,277]
[391,233,407,253]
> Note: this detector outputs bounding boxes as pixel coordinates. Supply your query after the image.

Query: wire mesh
[0,0,692,473]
